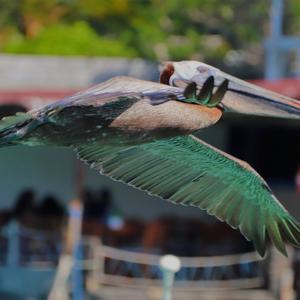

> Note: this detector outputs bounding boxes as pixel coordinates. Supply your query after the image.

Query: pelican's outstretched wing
[74,135,300,256]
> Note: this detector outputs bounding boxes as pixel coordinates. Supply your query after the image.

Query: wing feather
[74,135,300,256]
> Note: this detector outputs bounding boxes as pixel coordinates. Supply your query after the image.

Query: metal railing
[0,222,292,299]
[79,237,266,291]
[0,221,62,268]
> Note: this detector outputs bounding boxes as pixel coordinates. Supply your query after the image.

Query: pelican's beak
[160,61,300,120]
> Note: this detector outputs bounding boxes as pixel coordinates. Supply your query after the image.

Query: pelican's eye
[196,65,218,78]
[197,66,210,74]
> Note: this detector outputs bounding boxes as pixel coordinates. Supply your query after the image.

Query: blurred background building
[0,0,300,299]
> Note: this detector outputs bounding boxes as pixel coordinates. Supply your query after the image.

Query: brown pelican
[1,60,300,257]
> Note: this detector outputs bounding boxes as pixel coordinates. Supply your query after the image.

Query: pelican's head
[160,61,222,88]
[159,60,300,120]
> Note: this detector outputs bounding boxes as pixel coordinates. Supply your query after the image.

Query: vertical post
[270,0,283,38]
[159,255,181,300]
[47,255,73,300]
[295,50,300,77]
[86,238,103,293]
[48,200,84,300]
[269,246,295,300]
[7,221,19,268]
[265,0,285,80]
[66,200,83,254]
[70,160,85,300]
[48,161,85,300]
[68,199,84,300]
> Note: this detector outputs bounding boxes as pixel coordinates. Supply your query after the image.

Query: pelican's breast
[110,99,222,132]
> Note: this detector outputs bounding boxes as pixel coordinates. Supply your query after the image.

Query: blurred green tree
[1,0,298,75]
[4,21,136,57]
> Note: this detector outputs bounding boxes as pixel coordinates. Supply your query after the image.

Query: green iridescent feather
[75,135,300,257]
[0,112,31,132]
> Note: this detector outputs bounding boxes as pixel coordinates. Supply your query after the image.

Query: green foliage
[0,0,298,66]
[3,21,137,57]
[287,0,300,34]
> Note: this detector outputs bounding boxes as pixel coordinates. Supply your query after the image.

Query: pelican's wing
[34,76,182,115]
[74,135,300,256]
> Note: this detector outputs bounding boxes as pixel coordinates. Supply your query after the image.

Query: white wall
[0,146,76,208]
[0,55,158,90]
[0,145,209,220]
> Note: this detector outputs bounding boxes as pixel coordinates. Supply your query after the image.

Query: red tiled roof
[0,89,78,109]
[249,78,300,100]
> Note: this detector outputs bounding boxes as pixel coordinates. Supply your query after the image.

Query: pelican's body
[8,76,222,147]
[2,60,300,256]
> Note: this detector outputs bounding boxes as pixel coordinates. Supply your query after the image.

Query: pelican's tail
[0,112,32,147]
